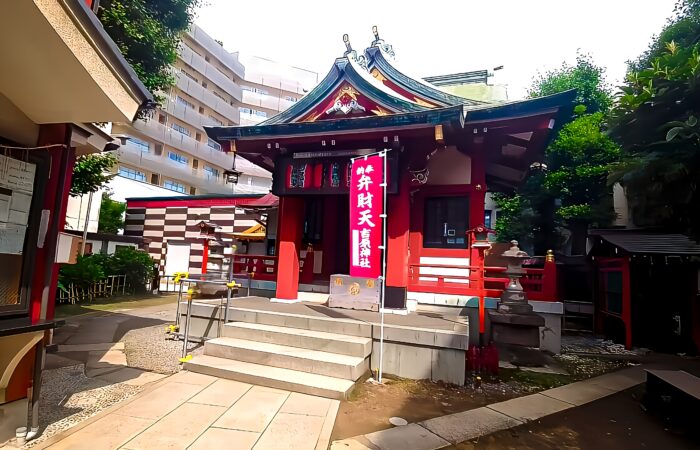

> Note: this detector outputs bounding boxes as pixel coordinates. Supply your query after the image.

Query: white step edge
[228,307,372,337]
[204,337,368,380]
[185,355,355,400]
[223,322,373,358]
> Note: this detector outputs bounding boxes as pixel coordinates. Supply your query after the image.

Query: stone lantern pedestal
[489,241,544,348]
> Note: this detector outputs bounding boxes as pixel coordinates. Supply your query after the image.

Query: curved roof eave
[365,46,490,108]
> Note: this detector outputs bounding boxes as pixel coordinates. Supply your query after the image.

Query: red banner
[349,154,384,278]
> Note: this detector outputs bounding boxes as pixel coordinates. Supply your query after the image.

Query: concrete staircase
[185,308,372,400]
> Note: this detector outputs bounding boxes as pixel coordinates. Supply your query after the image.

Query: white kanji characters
[357,192,373,208]
[359,257,371,268]
[358,210,375,227]
[357,174,372,191]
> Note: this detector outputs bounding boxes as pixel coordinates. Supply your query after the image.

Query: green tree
[97,0,201,105]
[70,153,118,196]
[528,53,613,114]
[98,192,126,234]
[628,0,700,73]
[494,55,618,254]
[610,41,700,239]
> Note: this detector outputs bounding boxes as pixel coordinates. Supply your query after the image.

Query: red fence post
[542,249,557,301]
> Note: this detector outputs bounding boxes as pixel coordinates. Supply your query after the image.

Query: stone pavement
[330,366,646,450]
[34,371,339,450]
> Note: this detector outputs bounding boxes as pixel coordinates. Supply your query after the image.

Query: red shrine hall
[206,30,574,309]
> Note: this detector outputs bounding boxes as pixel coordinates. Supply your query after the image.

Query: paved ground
[34,371,338,450]
[442,384,700,450]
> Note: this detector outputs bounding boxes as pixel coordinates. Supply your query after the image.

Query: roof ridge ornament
[370,26,395,59]
[342,33,368,70]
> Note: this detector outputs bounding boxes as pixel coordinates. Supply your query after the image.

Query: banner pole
[378,149,388,384]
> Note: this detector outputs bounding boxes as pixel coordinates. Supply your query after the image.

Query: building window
[484,210,492,229]
[163,179,186,193]
[204,165,220,178]
[176,95,195,109]
[423,196,470,249]
[119,166,146,182]
[171,123,191,137]
[208,115,224,126]
[207,138,222,150]
[181,68,198,83]
[242,86,253,92]
[254,87,268,95]
[213,91,227,102]
[168,152,188,165]
[130,138,150,153]
[255,110,268,118]
[240,107,252,115]
[285,96,298,103]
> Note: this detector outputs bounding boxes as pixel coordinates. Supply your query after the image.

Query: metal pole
[378,149,389,384]
[175,279,184,329]
[80,190,94,256]
[182,288,193,358]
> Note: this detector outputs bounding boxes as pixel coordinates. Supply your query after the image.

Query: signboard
[0,154,35,255]
[349,154,384,279]
[272,152,398,196]
[328,274,380,311]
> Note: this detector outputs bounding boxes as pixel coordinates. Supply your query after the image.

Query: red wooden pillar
[385,173,410,308]
[31,124,74,322]
[201,239,209,275]
[274,196,304,301]
[542,251,558,301]
[622,257,633,350]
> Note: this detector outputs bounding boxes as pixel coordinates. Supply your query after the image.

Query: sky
[195,0,678,100]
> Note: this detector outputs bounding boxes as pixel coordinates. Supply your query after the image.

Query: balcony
[186,25,245,79]
[174,74,240,125]
[131,119,234,169]
[241,90,295,113]
[178,44,243,103]
[163,98,223,132]
[117,140,235,194]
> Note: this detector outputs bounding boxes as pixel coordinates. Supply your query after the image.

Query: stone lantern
[498,240,534,314]
[488,240,544,348]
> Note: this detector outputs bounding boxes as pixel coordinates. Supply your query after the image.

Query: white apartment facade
[110,25,318,198]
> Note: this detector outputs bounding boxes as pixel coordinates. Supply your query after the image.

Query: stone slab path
[331,366,646,450]
[34,371,339,450]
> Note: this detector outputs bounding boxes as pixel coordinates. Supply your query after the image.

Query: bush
[58,247,155,295]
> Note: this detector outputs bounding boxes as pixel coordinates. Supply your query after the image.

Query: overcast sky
[195,0,677,100]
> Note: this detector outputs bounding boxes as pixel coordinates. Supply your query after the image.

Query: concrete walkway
[34,371,339,450]
[331,366,646,450]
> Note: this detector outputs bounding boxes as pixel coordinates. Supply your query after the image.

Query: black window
[303,198,324,244]
[423,196,470,249]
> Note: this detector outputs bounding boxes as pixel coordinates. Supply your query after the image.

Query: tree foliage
[628,0,700,73]
[70,153,118,197]
[494,56,618,254]
[98,192,126,234]
[97,0,201,105]
[528,53,613,114]
[59,248,155,294]
[610,40,700,239]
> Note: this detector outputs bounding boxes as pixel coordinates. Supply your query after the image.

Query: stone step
[228,307,372,338]
[223,322,372,358]
[204,337,368,381]
[185,355,355,400]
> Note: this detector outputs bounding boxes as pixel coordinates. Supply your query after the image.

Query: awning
[242,192,279,209]
[593,232,700,256]
[230,223,266,241]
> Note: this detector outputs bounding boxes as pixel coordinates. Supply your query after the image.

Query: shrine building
[205,29,574,311]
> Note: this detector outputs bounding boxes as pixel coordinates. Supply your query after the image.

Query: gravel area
[561,335,648,356]
[23,365,143,448]
[122,324,201,374]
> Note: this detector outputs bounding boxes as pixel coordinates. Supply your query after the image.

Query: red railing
[232,254,278,281]
[408,258,559,302]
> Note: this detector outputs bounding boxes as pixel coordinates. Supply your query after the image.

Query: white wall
[64,190,102,233]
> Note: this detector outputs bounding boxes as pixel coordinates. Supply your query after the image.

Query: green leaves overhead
[70,153,118,197]
[97,0,201,107]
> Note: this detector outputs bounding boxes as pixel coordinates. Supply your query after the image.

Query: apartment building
[111,25,318,197]
[237,53,319,125]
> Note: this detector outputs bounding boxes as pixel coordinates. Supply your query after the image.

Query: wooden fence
[57,274,130,304]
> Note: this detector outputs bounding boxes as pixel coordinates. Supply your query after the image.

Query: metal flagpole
[378,149,388,384]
